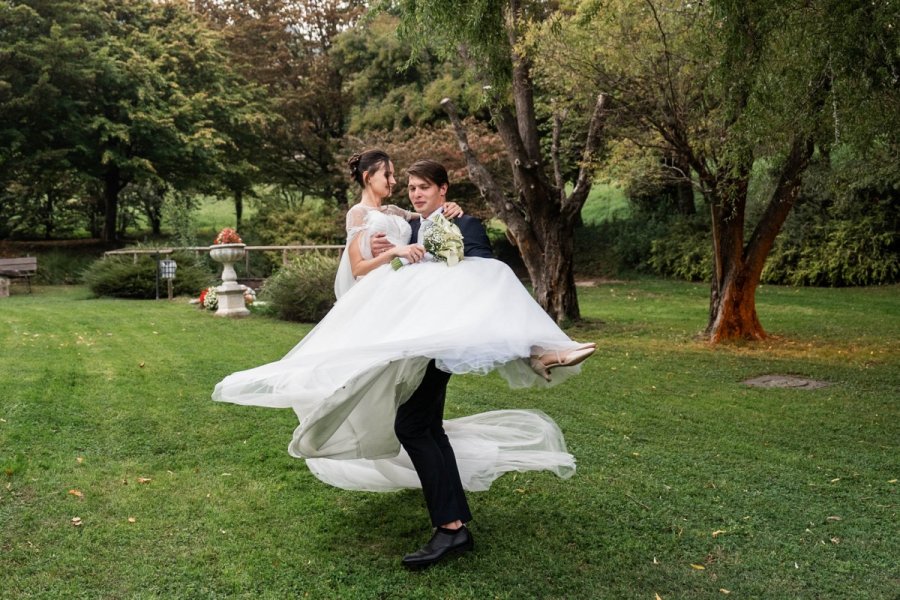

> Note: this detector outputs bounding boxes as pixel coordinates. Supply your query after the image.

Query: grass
[580,183,630,225]
[191,196,251,242]
[1,281,898,599]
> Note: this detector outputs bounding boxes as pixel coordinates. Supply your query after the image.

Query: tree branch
[506,0,542,162]
[564,93,607,219]
[551,107,566,201]
[744,136,814,283]
[440,97,528,233]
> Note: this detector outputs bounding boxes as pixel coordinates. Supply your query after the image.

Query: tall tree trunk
[101,166,123,243]
[705,137,814,342]
[671,154,695,215]
[234,188,243,229]
[43,189,54,240]
[150,210,162,236]
[441,95,605,324]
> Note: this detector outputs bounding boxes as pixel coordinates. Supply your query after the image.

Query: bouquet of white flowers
[392,213,464,270]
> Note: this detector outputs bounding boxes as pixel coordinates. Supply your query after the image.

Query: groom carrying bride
[214,150,594,571]
[372,159,493,568]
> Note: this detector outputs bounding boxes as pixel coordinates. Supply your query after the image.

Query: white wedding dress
[213,204,583,491]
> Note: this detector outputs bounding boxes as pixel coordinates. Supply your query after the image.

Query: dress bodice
[335,203,417,298]
[346,204,415,258]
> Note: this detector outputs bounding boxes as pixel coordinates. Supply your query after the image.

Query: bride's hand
[392,243,425,263]
[443,202,464,219]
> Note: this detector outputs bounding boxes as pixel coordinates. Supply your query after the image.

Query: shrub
[83,252,215,299]
[33,250,99,285]
[648,218,712,281]
[788,215,899,286]
[259,253,340,322]
[240,198,345,277]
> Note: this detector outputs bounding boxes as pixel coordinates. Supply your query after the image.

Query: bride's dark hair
[406,159,449,187]
[348,149,391,188]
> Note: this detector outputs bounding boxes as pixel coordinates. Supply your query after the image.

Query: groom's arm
[457,216,494,259]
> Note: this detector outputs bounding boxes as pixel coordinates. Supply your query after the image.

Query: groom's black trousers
[394,360,473,527]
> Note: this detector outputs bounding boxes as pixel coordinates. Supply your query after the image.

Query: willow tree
[533,0,898,341]
[394,0,608,323]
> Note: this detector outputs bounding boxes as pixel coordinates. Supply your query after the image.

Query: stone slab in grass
[743,374,831,389]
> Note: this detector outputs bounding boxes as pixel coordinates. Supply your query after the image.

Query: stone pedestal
[209,243,250,318]
[0,277,9,298]
[215,282,250,317]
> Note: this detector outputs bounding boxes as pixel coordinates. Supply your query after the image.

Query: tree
[0,0,271,242]
[333,12,507,217]
[532,0,899,341]
[195,0,365,208]
[394,0,609,323]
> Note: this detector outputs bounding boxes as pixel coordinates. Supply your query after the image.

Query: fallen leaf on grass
[690,564,705,570]
[128,517,136,523]
[67,489,83,498]
[712,530,726,538]
[137,477,152,484]
[719,589,731,595]
[139,362,145,368]
[76,457,84,464]
[71,517,82,526]
[830,537,840,544]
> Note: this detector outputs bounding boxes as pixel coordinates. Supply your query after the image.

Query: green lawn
[190,196,252,243]
[581,183,630,225]
[2,282,898,599]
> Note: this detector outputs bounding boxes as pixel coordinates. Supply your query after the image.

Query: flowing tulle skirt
[213,258,582,491]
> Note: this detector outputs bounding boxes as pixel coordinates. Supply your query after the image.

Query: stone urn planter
[209,243,250,317]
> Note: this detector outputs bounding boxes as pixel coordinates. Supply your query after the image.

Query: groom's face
[408,175,448,216]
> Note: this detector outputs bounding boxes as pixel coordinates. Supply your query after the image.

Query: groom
[371,159,492,568]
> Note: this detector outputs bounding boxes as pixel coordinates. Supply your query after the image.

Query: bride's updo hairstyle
[406,159,449,188]
[348,149,391,188]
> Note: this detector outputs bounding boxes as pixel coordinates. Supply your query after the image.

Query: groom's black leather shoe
[402,526,474,569]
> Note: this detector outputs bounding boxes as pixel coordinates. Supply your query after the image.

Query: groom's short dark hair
[407,159,449,188]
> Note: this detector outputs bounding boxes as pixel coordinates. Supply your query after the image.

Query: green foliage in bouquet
[259,253,340,322]
[83,252,215,299]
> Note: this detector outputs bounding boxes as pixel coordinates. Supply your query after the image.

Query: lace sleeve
[335,205,370,299]
[383,204,417,221]
[345,205,370,241]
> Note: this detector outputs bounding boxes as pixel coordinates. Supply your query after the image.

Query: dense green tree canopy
[0,0,271,241]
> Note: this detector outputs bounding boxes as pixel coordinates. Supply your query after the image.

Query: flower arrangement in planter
[198,285,256,311]
[199,286,218,310]
[214,227,243,245]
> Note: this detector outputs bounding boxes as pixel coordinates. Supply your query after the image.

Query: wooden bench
[0,256,38,294]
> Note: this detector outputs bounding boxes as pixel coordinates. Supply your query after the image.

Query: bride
[212,149,595,493]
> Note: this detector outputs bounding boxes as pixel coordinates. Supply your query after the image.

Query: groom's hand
[371,233,395,258]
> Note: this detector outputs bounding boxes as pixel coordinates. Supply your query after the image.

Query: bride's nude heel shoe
[530,343,596,382]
